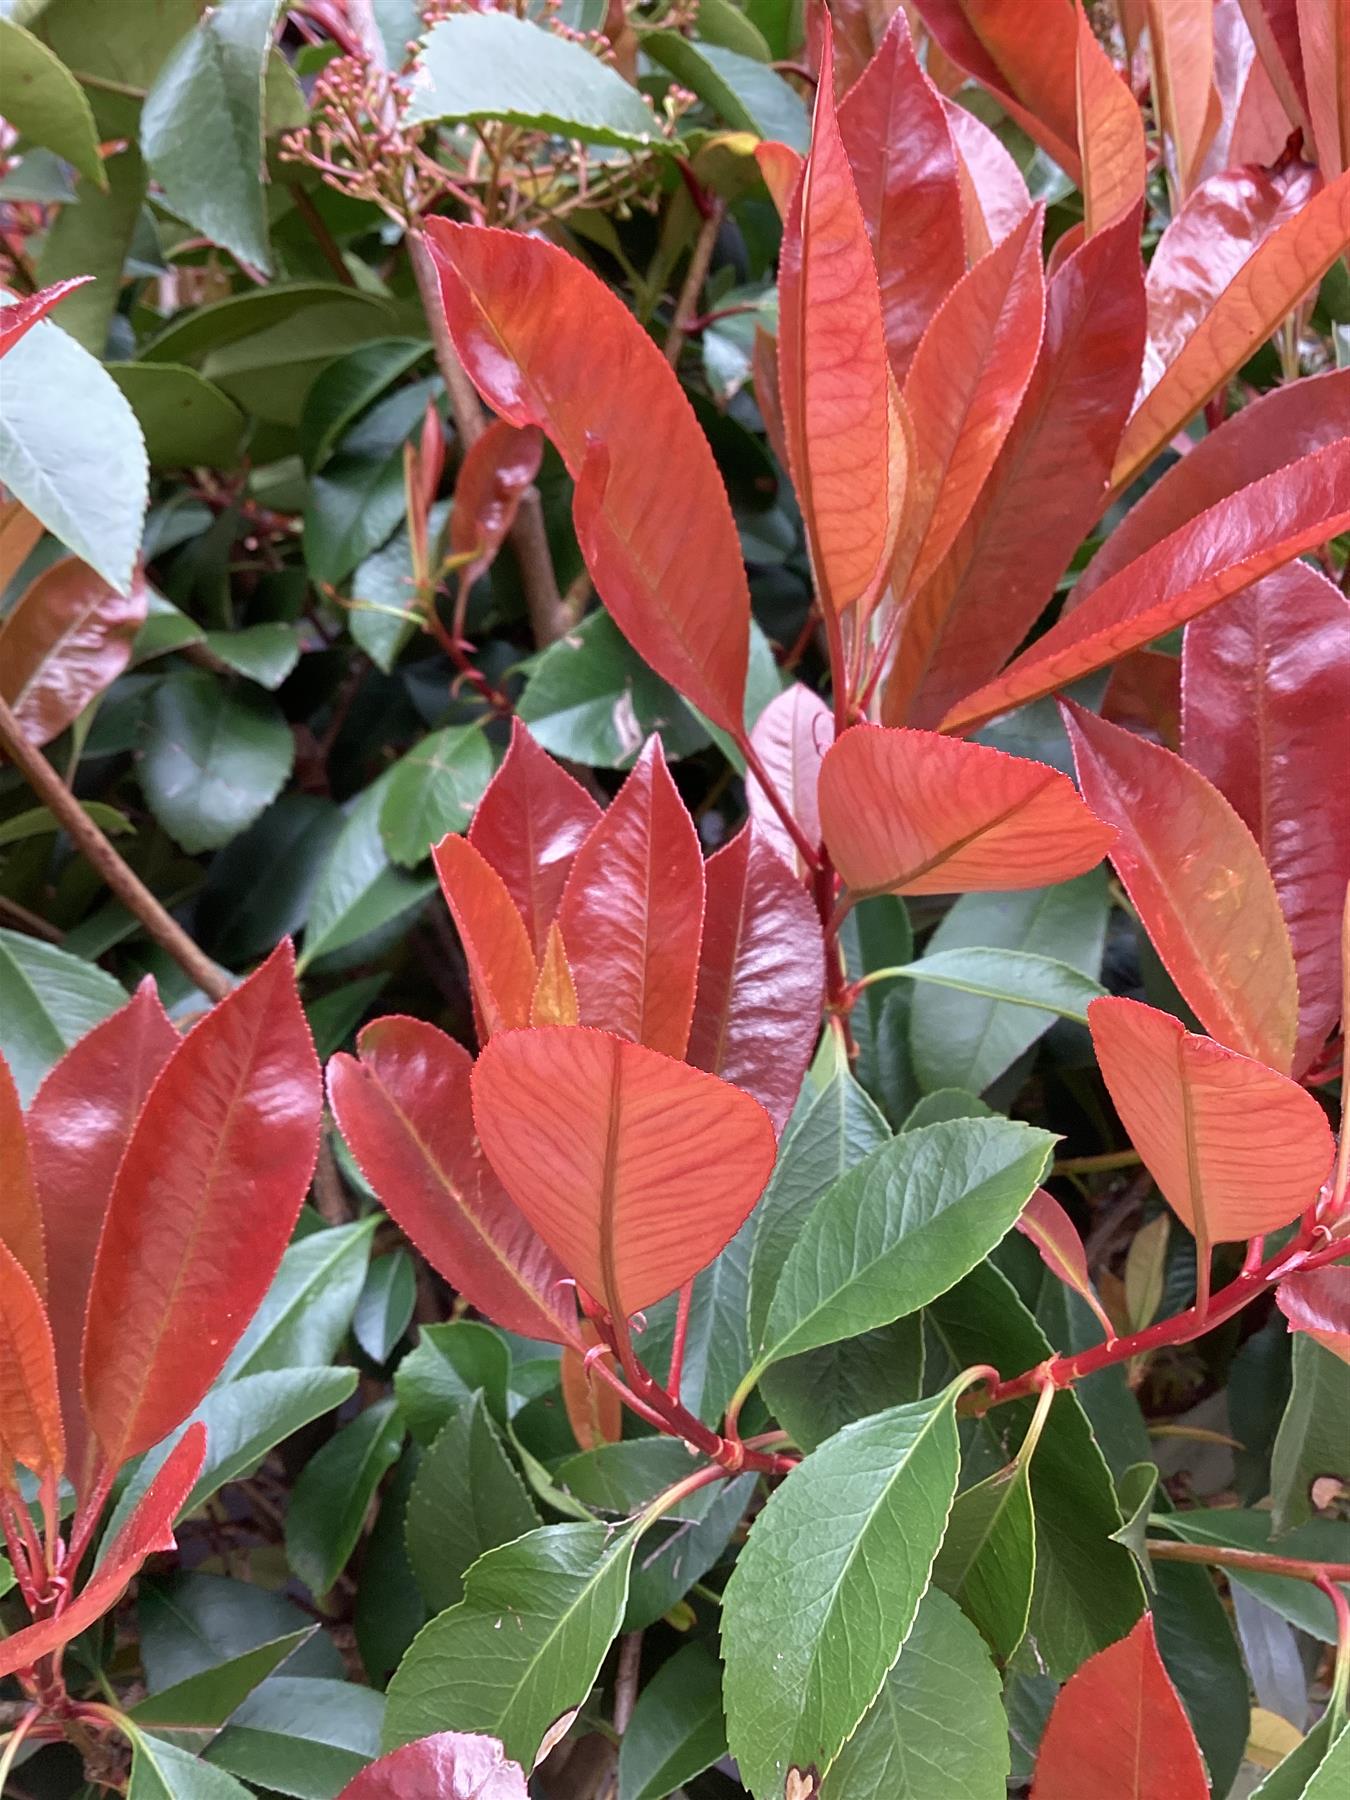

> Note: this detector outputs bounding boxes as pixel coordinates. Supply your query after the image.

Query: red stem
[667,1281,694,1399]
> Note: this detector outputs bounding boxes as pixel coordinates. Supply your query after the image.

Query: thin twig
[613,1632,642,1737]
[0,893,63,942]
[664,200,725,367]
[1146,1541,1350,1584]
[290,184,357,285]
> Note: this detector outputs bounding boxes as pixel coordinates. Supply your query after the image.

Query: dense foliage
[1,1,1349,1796]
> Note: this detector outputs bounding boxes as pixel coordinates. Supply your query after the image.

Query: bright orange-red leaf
[756,140,802,219]
[333,1022,583,1346]
[1298,0,1350,176]
[837,10,967,378]
[561,1325,622,1451]
[1065,703,1300,1072]
[81,944,321,1473]
[818,724,1115,899]
[944,438,1350,733]
[1113,165,1350,484]
[530,921,580,1027]
[751,325,789,469]
[472,1026,776,1320]
[0,276,93,359]
[1089,997,1334,1248]
[686,824,824,1133]
[1277,1268,1350,1365]
[433,833,538,1038]
[448,419,544,587]
[1076,15,1146,236]
[942,97,1032,257]
[1146,0,1222,199]
[557,738,704,1060]
[0,556,148,746]
[746,682,833,871]
[337,1733,528,1800]
[1182,563,1350,1077]
[0,1422,205,1680]
[0,1239,63,1483]
[426,221,750,735]
[1031,1614,1208,1799]
[0,501,41,592]
[0,1053,43,1298]
[1016,1187,1115,1340]
[774,29,907,622]
[328,1018,580,1347]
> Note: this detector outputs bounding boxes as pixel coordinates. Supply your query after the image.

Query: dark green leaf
[299,772,436,972]
[901,1089,992,1129]
[301,339,430,471]
[644,32,809,149]
[1272,1335,1350,1534]
[203,622,301,688]
[761,1313,924,1453]
[204,1676,385,1798]
[347,500,448,673]
[932,1459,1035,1662]
[618,1640,727,1800]
[139,1572,342,1693]
[127,1727,255,1800]
[33,146,144,354]
[1107,1461,1159,1590]
[225,1219,375,1378]
[353,1249,417,1365]
[140,670,294,854]
[287,1399,404,1596]
[0,18,103,184]
[640,1222,754,1425]
[1152,1556,1251,1800]
[394,1321,512,1444]
[196,793,344,969]
[130,1629,314,1736]
[378,725,495,866]
[0,926,125,1103]
[356,1446,427,1687]
[111,365,247,469]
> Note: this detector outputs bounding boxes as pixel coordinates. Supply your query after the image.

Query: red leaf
[0,1422,205,1680]
[1031,1614,1208,1799]
[1101,649,1182,751]
[433,833,539,1038]
[888,204,1145,727]
[337,1732,528,1800]
[1182,563,1350,1076]
[0,500,42,592]
[818,724,1114,899]
[426,220,750,734]
[1298,0,1350,177]
[686,824,825,1133]
[943,438,1350,733]
[328,1018,579,1347]
[892,206,1044,604]
[26,983,178,1488]
[746,682,833,870]
[561,1325,623,1450]
[1238,0,1310,133]
[911,0,1082,180]
[1113,166,1350,484]
[1064,703,1300,1072]
[942,98,1032,256]
[557,738,705,1059]
[0,1053,43,1297]
[0,1239,63,1483]
[0,276,93,359]
[530,921,580,1027]
[775,28,907,622]
[1076,15,1146,236]
[471,1026,776,1319]
[81,944,321,1473]
[1088,997,1334,1245]
[448,420,544,585]
[1277,1268,1350,1364]
[0,557,149,746]
[1016,1188,1115,1340]
[1145,0,1222,199]
[837,10,967,378]
[468,720,601,957]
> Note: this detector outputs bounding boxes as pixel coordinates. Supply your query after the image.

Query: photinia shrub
[1,1,1348,1796]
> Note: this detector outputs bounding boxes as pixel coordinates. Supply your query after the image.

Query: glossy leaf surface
[0,556,148,745]
[943,98,1033,254]
[0,1237,63,1480]
[1017,1188,1115,1339]
[1076,15,1147,235]
[0,274,92,357]
[432,834,538,1038]
[745,682,832,869]
[0,1051,43,1295]
[1146,0,1221,197]
[338,1733,528,1800]
[448,420,544,587]
[1277,1269,1350,1365]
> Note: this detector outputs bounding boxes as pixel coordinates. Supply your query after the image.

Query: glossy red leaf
[0,1052,43,1298]
[746,682,833,871]
[1238,0,1310,131]
[912,0,1082,180]
[1113,165,1350,484]
[942,98,1032,256]
[337,1732,528,1800]
[775,29,907,622]
[891,206,1044,606]
[1182,563,1350,1076]
[1031,1614,1208,1799]
[433,833,538,1038]
[1101,649,1182,751]
[686,824,825,1133]
[448,419,544,586]
[1089,997,1334,1246]
[1065,703,1300,1072]
[818,724,1114,899]
[0,275,93,358]
[26,983,178,1487]
[1277,1268,1350,1364]
[0,556,149,746]
[530,921,579,1028]
[557,737,704,1059]
[426,220,750,734]
[1076,14,1146,236]
[472,1026,776,1319]
[0,1239,63,1483]
[889,205,1145,727]
[1146,0,1222,199]
[467,720,601,957]
[943,438,1350,733]
[1207,0,1293,177]
[81,943,321,1473]
[0,1422,205,1680]
[1016,1188,1115,1340]
[328,1018,579,1347]
[836,10,967,378]
[1299,0,1350,176]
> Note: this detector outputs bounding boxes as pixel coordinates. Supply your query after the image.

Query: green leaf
[203,621,301,688]
[139,1572,343,1693]
[203,1676,385,1798]
[1272,1335,1350,1534]
[378,725,495,866]
[304,430,413,587]
[299,772,436,971]
[722,1382,967,1797]
[300,339,430,471]
[110,364,247,470]
[0,927,125,1104]
[1255,1710,1350,1798]
[140,669,294,854]
[306,974,389,1059]
[0,315,148,592]
[640,1221,754,1424]
[355,1446,427,1687]
[143,282,393,368]
[130,1628,315,1736]
[820,1588,1010,1799]
[644,33,809,149]
[382,1520,639,1765]
[226,1217,377,1384]
[405,12,664,147]
[901,1089,992,1128]
[348,507,444,673]
[618,1640,727,1800]
[0,18,104,185]
[197,793,344,970]
[909,874,1108,1095]
[754,1118,1055,1373]
[140,0,285,274]
[353,1249,417,1365]
[695,0,772,59]
[126,1726,255,1800]
[1153,1557,1251,1800]
[555,1439,696,1513]
[35,0,208,93]
[516,609,713,768]
[1157,1510,1350,1641]
[760,1314,924,1454]
[0,801,130,847]
[1107,1460,1160,1590]
[404,1391,540,1614]
[881,948,1103,1023]
[931,1460,1035,1661]
[394,1320,512,1445]
[626,1474,752,1632]
[286,1399,404,1597]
